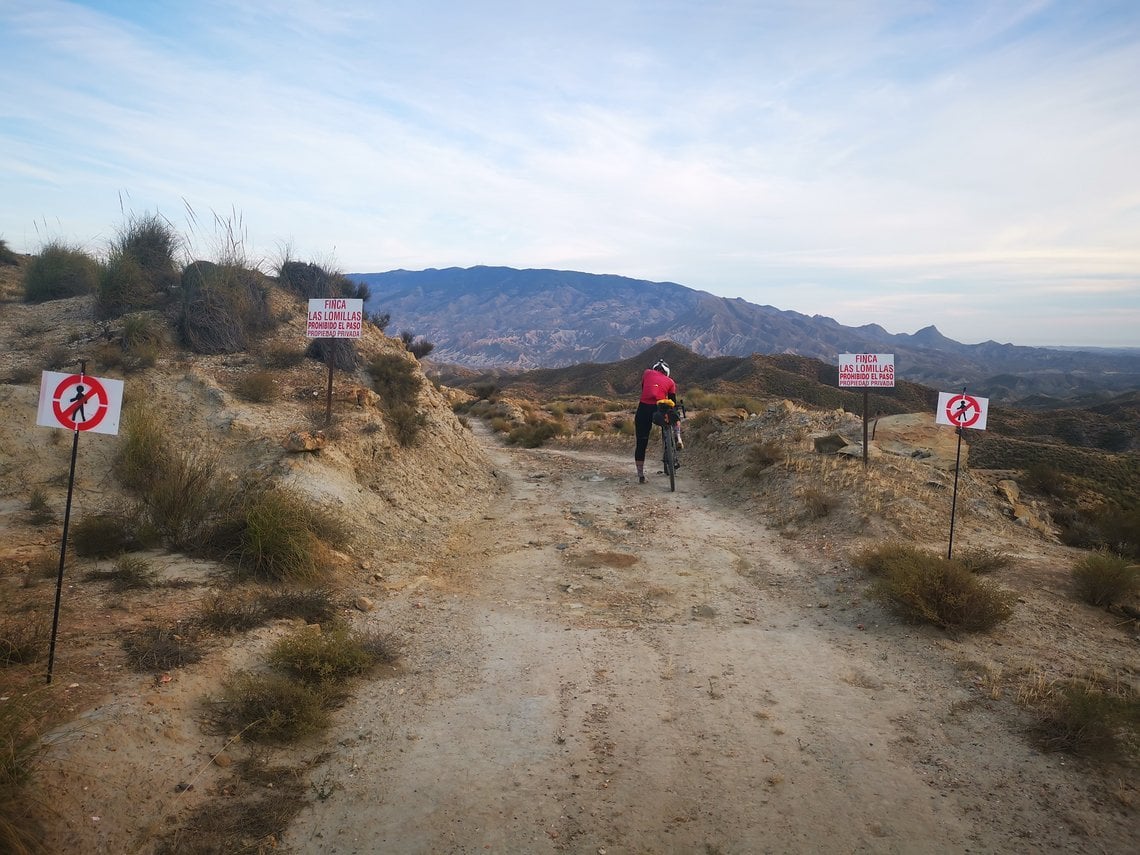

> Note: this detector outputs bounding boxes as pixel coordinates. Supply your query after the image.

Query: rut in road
[285,430,1022,853]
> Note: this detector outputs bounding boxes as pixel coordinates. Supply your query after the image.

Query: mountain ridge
[350,266,1140,401]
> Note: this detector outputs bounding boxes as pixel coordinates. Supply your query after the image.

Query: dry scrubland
[0,226,1137,853]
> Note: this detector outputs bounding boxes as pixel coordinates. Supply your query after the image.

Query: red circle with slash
[945,393,982,428]
[51,374,110,431]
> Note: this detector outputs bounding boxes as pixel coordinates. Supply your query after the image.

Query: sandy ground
[274,426,1133,854]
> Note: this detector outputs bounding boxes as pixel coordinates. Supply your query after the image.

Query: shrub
[305,337,358,371]
[1032,679,1139,756]
[23,241,100,303]
[122,624,205,672]
[267,623,385,687]
[196,590,267,634]
[71,510,141,558]
[215,672,330,744]
[178,261,273,354]
[1071,551,1138,607]
[0,237,20,265]
[856,542,1016,632]
[96,213,180,318]
[0,695,46,853]
[277,261,357,300]
[367,310,391,332]
[25,488,53,526]
[507,421,565,448]
[870,553,1016,632]
[262,343,305,369]
[120,313,167,351]
[800,487,835,519]
[234,371,278,403]
[85,554,158,591]
[261,588,337,624]
[957,547,1013,575]
[230,488,333,583]
[744,441,783,477]
[367,353,421,407]
[114,409,167,492]
[472,382,498,401]
[0,615,47,666]
[385,402,427,447]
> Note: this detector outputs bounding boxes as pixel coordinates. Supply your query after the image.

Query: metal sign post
[838,353,895,467]
[936,388,991,559]
[36,361,125,684]
[306,298,364,427]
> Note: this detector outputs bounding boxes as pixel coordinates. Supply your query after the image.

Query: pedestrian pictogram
[37,371,123,435]
[936,391,988,431]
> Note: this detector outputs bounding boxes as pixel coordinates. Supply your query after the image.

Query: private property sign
[306,298,363,338]
[838,353,895,388]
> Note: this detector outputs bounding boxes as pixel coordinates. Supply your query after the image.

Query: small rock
[354,596,375,612]
[213,753,232,768]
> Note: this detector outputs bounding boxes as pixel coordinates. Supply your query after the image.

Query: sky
[2,1,1139,349]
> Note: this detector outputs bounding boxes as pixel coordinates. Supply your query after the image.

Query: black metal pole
[947,427,964,560]
[946,385,968,560]
[47,359,86,684]
[862,387,869,467]
[325,338,334,427]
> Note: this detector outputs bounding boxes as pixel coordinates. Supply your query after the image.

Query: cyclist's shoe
[638,475,647,484]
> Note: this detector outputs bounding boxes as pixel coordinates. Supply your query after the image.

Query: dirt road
[284,428,1122,854]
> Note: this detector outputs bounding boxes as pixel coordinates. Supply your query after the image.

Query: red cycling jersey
[639,368,677,405]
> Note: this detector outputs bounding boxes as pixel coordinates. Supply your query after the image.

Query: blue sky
[2,1,1138,348]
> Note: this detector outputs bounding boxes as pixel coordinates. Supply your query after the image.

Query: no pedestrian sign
[936,391,989,430]
[838,353,895,388]
[36,371,124,435]
[306,298,363,339]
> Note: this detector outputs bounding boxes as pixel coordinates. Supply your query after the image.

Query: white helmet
[652,360,670,377]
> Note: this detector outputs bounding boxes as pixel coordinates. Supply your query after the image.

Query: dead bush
[122,624,206,672]
[234,371,278,403]
[0,615,48,666]
[1031,678,1139,757]
[1071,550,1138,607]
[744,441,784,476]
[385,402,427,447]
[860,543,1016,632]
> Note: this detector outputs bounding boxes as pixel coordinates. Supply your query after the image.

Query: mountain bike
[653,398,685,492]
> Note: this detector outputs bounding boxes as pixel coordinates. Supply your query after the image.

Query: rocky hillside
[350,266,1140,399]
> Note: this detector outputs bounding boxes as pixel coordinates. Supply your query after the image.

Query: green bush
[367,353,421,407]
[96,213,180,319]
[230,488,332,583]
[1071,551,1138,607]
[215,672,330,744]
[507,421,565,448]
[857,542,1016,632]
[114,409,219,549]
[23,241,100,303]
[178,261,274,354]
[267,623,386,687]
[305,337,358,371]
[1033,679,1139,756]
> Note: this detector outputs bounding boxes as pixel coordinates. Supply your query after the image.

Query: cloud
[1,0,1138,348]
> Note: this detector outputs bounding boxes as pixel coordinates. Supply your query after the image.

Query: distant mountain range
[350,266,1140,402]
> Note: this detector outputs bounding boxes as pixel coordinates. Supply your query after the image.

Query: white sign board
[936,391,989,430]
[838,353,895,388]
[306,298,363,339]
[37,371,124,435]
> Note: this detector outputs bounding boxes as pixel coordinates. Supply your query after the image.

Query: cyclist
[634,359,678,483]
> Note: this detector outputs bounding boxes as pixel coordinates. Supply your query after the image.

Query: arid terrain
[0,259,1136,854]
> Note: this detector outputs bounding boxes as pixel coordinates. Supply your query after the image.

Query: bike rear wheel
[662,425,676,492]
